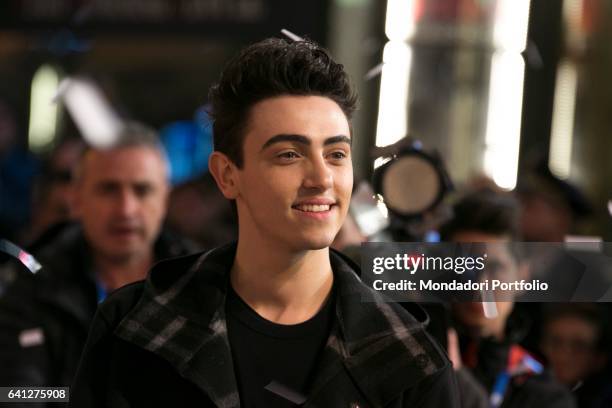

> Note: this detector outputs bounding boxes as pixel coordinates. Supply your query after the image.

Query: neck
[231,238,334,325]
[94,251,153,291]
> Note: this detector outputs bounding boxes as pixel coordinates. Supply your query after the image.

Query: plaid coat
[70,243,458,407]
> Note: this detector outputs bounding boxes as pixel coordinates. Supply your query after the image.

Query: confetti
[280,29,304,42]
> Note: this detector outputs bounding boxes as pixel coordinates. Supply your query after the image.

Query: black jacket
[70,243,459,407]
[0,223,195,393]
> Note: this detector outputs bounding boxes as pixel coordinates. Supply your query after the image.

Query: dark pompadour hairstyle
[208,37,358,168]
[439,189,521,241]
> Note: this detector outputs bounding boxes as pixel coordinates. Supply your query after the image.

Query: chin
[306,241,332,251]
[292,234,336,251]
[297,240,332,251]
[106,245,146,260]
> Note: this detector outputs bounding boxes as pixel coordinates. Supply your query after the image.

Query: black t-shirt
[226,285,335,407]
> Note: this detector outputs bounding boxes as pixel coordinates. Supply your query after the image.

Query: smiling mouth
[292,204,334,213]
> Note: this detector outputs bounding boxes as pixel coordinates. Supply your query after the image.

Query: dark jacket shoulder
[97,251,206,327]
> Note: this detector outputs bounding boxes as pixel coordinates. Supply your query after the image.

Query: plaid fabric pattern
[114,243,450,407]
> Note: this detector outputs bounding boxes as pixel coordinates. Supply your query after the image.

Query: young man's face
[73,146,169,261]
[232,95,353,251]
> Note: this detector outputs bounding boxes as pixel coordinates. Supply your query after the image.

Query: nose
[116,189,140,217]
[302,156,333,191]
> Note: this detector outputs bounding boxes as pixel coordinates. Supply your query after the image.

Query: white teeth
[296,204,331,212]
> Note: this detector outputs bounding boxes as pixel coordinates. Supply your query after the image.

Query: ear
[209,151,239,200]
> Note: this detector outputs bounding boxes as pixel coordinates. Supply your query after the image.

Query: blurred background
[0,0,610,244]
[1,2,612,405]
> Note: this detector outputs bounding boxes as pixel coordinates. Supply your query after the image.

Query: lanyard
[489,345,543,408]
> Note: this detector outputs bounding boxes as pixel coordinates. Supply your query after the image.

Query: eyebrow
[261,134,351,151]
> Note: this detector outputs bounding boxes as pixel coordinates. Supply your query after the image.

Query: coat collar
[32,224,196,331]
[115,243,449,407]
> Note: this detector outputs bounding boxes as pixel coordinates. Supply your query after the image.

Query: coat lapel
[115,244,240,408]
[305,251,449,407]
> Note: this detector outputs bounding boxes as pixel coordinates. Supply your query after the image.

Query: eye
[95,183,119,196]
[134,184,153,198]
[277,151,301,161]
[328,151,348,161]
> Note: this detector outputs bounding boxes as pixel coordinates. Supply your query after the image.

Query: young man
[70,38,457,407]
